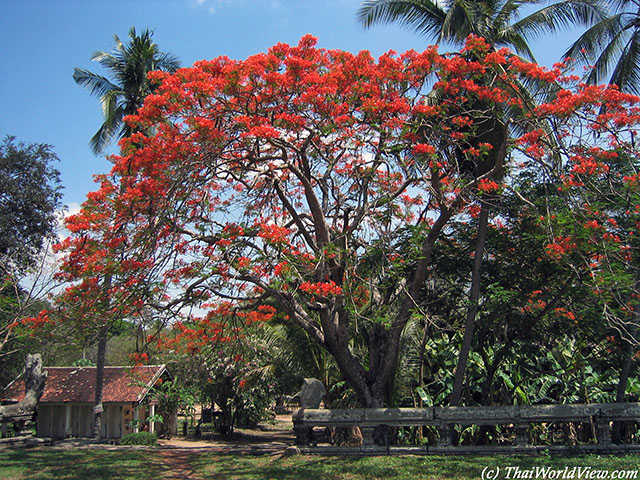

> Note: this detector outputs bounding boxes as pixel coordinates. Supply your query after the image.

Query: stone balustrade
[292,403,640,454]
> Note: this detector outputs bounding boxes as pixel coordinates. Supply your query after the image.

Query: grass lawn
[0,448,164,480]
[1,449,639,480]
[193,453,640,480]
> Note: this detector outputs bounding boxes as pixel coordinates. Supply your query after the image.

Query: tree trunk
[612,352,632,443]
[418,319,430,408]
[92,324,109,439]
[612,270,640,443]
[450,200,489,406]
[611,270,640,443]
[480,343,514,406]
[92,267,116,440]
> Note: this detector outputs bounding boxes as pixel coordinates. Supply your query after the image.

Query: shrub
[120,431,158,446]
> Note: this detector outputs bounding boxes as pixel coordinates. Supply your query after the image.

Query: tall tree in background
[73,27,178,437]
[358,0,603,61]
[0,136,63,267]
[73,27,180,154]
[0,136,63,386]
[565,0,640,94]
[358,0,604,406]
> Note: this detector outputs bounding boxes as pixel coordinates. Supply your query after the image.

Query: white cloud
[65,202,82,218]
[55,202,82,242]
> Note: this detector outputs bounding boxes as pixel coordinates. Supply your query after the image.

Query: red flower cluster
[299,281,343,297]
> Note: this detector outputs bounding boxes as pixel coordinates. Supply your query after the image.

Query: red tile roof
[1,365,165,404]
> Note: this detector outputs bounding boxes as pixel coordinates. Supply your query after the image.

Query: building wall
[36,403,134,439]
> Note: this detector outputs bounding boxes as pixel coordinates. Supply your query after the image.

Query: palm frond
[75,27,180,154]
[91,51,125,76]
[155,52,181,72]
[610,32,640,94]
[357,0,447,40]
[587,31,631,85]
[511,0,605,40]
[89,111,122,155]
[493,0,523,29]
[72,68,119,98]
[610,0,636,12]
[497,30,536,60]
[112,32,124,53]
[441,1,477,42]
[100,89,123,127]
[563,13,625,65]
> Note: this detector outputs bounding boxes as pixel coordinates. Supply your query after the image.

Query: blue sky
[1,0,578,212]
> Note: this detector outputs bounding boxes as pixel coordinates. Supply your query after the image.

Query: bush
[120,431,158,446]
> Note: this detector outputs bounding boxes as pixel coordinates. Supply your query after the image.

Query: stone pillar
[149,404,155,433]
[438,424,453,446]
[133,407,139,433]
[292,409,310,446]
[596,416,612,445]
[65,405,73,437]
[360,427,375,446]
[515,424,528,447]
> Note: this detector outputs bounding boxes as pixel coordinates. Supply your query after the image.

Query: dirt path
[157,415,295,453]
[155,416,294,478]
[41,415,296,479]
[158,449,203,480]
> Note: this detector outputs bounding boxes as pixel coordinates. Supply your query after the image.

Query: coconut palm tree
[565,0,640,94]
[358,0,604,61]
[73,27,178,438]
[73,27,179,154]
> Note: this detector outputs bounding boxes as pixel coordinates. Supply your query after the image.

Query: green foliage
[198,343,277,435]
[0,135,63,386]
[358,0,604,61]
[0,136,63,267]
[566,0,640,94]
[150,378,196,436]
[71,358,96,367]
[119,431,158,446]
[155,322,284,436]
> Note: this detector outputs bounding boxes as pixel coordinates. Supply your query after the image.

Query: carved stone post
[516,424,528,447]
[596,415,612,445]
[360,426,375,446]
[438,424,453,446]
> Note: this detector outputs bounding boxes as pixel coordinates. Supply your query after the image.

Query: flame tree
[41,36,640,413]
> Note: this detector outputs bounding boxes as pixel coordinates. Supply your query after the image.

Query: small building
[1,365,170,439]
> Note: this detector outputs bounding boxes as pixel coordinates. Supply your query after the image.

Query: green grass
[0,449,164,480]
[1,449,638,480]
[192,453,640,480]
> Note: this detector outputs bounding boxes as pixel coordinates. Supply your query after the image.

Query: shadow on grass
[2,447,639,480]
[0,449,164,480]
[192,452,640,480]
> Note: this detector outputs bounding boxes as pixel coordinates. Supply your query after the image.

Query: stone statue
[0,354,47,436]
[299,378,326,409]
